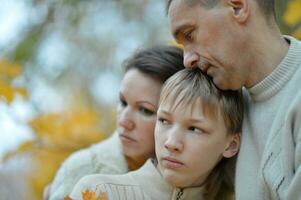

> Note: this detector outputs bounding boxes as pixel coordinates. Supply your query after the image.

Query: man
[166,0,301,199]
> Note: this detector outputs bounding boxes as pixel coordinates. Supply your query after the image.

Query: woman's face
[117,69,162,161]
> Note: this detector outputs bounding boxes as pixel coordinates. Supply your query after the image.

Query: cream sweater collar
[131,159,204,200]
[248,36,301,102]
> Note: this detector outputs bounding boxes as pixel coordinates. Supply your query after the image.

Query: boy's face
[155,97,236,188]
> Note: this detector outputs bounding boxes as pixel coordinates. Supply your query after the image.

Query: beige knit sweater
[70,159,205,200]
[236,36,301,200]
[49,131,128,200]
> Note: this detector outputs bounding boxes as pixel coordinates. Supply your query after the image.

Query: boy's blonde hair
[159,68,244,200]
[160,68,243,135]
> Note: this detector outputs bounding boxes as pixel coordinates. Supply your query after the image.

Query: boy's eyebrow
[187,118,204,123]
[157,109,171,116]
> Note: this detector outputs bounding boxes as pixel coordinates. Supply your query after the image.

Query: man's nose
[184,52,199,69]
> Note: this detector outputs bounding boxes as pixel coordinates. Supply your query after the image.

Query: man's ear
[226,0,249,23]
[223,134,241,158]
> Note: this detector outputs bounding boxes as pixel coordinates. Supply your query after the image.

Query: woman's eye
[139,107,155,116]
[119,98,127,107]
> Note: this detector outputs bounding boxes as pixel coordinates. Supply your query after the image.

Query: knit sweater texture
[235,36,301,200]
[70,159,205,200]
[50,131,128,200]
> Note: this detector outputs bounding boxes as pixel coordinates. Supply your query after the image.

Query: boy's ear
[223,134,241,158]
[225,0,249,23]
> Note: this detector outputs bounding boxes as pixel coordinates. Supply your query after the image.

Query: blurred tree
[0,0,300,200]
[0,59,27,102]
[277,0,301,39]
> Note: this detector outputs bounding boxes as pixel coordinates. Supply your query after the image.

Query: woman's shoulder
[88,131,128,172]
[62,131,126,172]
[49,131,128,200]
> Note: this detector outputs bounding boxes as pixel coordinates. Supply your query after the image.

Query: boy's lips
[161,156,184,169]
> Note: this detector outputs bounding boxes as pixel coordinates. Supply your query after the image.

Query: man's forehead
[168,0,198,35]
[169,0,198,8]
[168,0,200,21]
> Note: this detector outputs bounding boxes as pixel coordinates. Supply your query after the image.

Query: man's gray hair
[166,0,275,17]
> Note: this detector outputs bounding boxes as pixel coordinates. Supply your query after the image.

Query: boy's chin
[163,174,186,188]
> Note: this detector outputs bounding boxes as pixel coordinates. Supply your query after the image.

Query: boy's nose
[164,130,183,153]
[184,52,199,69]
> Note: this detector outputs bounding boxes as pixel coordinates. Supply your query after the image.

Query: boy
[69,69,243,200]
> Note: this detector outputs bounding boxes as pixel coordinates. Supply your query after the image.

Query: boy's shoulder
[69,172,145,200]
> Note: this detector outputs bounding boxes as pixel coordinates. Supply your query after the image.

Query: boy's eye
[139,107,155,116]
[188,126,204,134]
[158,117,170,125]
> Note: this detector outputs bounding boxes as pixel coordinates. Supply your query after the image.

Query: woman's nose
[118,108,135,130]
[184,52,199,69]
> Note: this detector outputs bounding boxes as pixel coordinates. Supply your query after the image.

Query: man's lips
[199,63,211,74]
[161,156,184,169]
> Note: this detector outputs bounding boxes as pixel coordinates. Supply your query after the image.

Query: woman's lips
[119,134,136,143]
[161,157,184,169]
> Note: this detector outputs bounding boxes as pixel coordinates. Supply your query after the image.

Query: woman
[47,45,184,200]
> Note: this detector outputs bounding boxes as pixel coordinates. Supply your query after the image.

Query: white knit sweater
[49,131,128,200]
[236,36,301,200]
[70,159,205,200]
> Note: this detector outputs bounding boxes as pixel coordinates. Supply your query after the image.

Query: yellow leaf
[170,40,183,49]
[30,110,106,150]
[0,80,27,102]
[293,26,301,39]
[0,59,22,78]
[283,0,301,27]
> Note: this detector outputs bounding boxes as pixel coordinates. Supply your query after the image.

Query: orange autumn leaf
[82,190,107,200]
[96,192,108,200]
[65,190,108,200]
[82,190,95,200]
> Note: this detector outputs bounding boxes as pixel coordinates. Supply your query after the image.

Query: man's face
[168,0,249,90]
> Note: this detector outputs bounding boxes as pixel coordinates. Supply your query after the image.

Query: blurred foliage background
[0,0,300,199]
